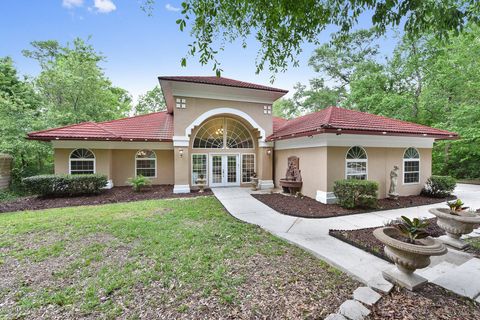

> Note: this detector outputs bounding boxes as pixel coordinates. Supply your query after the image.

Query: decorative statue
[389,165,400,199]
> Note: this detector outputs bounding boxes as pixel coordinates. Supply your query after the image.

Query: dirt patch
[0,185,212,214]
[370,283,480,320]
[109,251,359,319]
[252,193,455,218]
[329,218,480,261]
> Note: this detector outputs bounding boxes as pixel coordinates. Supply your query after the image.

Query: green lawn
[0,196,358,319]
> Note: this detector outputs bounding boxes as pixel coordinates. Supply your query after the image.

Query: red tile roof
[158,76,288,93]
[269,106,458,140]
[28,112,174,142]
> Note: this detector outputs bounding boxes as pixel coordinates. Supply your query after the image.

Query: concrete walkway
[212,184,480,296]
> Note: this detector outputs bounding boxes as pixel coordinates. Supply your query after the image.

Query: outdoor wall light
[267,149,272,156]
[179,149,184,158]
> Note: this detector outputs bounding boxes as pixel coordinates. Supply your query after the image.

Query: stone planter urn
[373,227,447,291]
[429,208,480,249]
[195,175,207,193]
[250,173,259,191]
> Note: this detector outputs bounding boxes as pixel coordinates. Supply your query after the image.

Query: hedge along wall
[0,154,13,190]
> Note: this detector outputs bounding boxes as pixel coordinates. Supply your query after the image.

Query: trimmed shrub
[421,175,456,198]
[22,174,108,197]
[333,179,379,209]
[128,175,151,192]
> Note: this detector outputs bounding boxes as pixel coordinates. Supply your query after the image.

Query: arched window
[69,149,95,175]
[403,147,420,184]
[136,150,157,177]
[345,146,368,180]
[193,118,254,149]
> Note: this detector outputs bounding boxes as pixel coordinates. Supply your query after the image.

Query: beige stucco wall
[54,148,174,186]
[326,147,431,198]
[173,97,273,139]
[274,146,432,199]
[274,147,328,199]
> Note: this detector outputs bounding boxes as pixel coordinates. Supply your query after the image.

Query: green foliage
[393,216,430,244]
[446,199,468,213]
[128,175,152,192]
[0,57,53,187]
[134,85,166,115]
[333,179,379,209]
[421,175,457,198]
[22,174,107,197]
[144,0,479,75]
[23,38,131,125]
[1,38,134,190]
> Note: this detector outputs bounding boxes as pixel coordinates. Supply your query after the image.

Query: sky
[0,0,399,101]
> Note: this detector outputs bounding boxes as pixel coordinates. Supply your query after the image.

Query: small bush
[333,179,379,209]
[22,174,108,197]
[128,175,151,192]
[421,175,456,198]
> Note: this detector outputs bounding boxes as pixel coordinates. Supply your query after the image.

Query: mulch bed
[0,185,212,214]
[370,283,480,319]
[252,193,454,218]
[329,218,480,261]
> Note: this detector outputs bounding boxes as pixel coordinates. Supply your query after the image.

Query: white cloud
[94,0,116,13]
[165,3,180,12]
[62,0,84,8]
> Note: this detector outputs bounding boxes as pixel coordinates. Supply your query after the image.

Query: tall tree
[0,57,52,184]
[23,38,132,126]
[134,85,166,115]
[143,0,479,75]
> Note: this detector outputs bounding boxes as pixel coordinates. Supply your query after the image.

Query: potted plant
[373,216,447,291]
[195,174,207,193]
[250,172,259,191]
[429,200,480,249]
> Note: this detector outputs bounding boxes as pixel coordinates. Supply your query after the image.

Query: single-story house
[28,76,458,203]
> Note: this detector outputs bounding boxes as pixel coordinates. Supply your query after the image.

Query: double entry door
[209,154,240,187]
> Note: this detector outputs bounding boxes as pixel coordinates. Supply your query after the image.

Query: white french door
[209,154,240,187]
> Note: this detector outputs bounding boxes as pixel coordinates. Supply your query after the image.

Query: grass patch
[0,196,358,319]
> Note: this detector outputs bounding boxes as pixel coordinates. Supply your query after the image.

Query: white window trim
[69,148,96,175]
[191,153,208,186]
[241,153,256,183]
[135,150,157,178]
[403,147,421,185]
[345,146,368,180]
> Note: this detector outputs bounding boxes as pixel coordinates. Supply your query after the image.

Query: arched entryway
[190,116,258,187]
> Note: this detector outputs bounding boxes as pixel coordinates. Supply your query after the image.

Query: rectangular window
[70,160,94,174]
[241,154,255,183]
[136,159,156,177]
[404,160,420,184]
[192,154,207,185]
[346,161,367,180]
[176,98,186,109]
[263,105,272,114]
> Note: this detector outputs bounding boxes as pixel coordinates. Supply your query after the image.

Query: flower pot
[195,177,207,193]
[429,208,480,249]
[373,226,447,291]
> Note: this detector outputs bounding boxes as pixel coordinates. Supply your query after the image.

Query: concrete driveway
[212,184,480,290]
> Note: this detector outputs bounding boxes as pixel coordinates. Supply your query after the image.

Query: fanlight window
[345,146,368,180]
[403,147,420,184]
[136,150,157,177]
[69,149,95,175]
[193,118,254,149]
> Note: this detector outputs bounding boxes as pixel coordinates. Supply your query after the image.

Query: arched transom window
[403,147,420,184]
[193,117,254,149]
[69,149,95,175]
[345,146,368,180]
[136,150,157,177]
